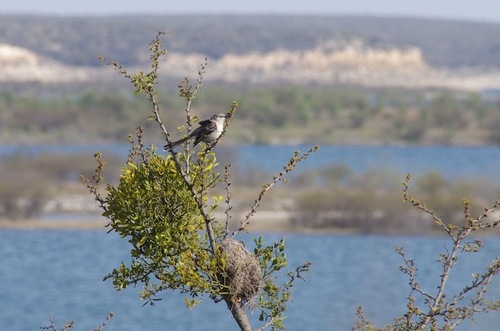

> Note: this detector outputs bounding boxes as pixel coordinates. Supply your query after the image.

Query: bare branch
[232,145,319,236]
[396,175,500,330]
[403,174,455,240]
[223,164,233,237]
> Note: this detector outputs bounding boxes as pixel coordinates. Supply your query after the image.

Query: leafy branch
[82,32,313,331]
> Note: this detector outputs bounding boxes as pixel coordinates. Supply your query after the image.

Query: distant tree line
[290,165,499,233]
[1,147,498,236]
[1,86,499,145]
[0,152,123,219]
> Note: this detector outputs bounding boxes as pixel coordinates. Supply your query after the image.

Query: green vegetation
[81,33,315,331]
[1,86,500,145]
[291,166,499,234]
[0,152,122,219]
[1,150,498,235]
[0,89,160,143]
[29,28,498,331]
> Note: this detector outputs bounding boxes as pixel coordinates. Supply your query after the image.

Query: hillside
[1,15,500,90]
[1,15,500,68]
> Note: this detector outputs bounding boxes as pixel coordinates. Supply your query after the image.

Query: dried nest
[217,238,263,306]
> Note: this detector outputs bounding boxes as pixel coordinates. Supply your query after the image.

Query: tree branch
[232,146,319,236]
[225,299,253,331]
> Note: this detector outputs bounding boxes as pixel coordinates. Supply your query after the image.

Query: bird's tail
[164,136,191,151]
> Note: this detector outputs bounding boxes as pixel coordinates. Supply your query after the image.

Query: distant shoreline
[0,212,295,232]
[0,216,353,235]
[1,218,498,236]
[0,219,109,231]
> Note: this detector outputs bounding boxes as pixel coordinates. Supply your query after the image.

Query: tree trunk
[225,298,252,331]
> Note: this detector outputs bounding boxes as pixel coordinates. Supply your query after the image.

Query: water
[235,145,500,180]
[1,144,499,329]
[1,230,498,330]
[1,144,500,180]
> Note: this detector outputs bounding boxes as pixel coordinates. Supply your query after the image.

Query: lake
[0,144,499,329]
[1,144,500,181]
[0,230,498,330]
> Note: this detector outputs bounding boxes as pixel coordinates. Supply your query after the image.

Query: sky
[2,0,500,23]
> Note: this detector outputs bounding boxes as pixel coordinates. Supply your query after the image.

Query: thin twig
[402,175,500,329]
[403,174,456,239]
[232,146,319,237]
[223,164,233,237]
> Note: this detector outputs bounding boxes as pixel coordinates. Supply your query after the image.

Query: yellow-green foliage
[102,150,219,304]
[81,33,313,330]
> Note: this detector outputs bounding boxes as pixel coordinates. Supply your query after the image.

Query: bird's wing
[193,121,217,146]
[198,119,212,126]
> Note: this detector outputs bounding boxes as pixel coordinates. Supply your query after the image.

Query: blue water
[236,145,500,180]
[1,231,498,330]
[1,144,499,181]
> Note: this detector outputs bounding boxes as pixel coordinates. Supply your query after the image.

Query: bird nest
[217,238,263,306]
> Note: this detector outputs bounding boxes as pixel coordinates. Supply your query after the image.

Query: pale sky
[2,0,500,23]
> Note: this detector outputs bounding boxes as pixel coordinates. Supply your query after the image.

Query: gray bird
[165,113,227,151]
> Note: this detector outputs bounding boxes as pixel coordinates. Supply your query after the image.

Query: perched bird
[165,113,227,151]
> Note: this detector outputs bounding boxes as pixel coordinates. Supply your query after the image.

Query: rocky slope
[1,40,500,90]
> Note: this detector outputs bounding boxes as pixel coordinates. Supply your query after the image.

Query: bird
[165,113,227,151]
